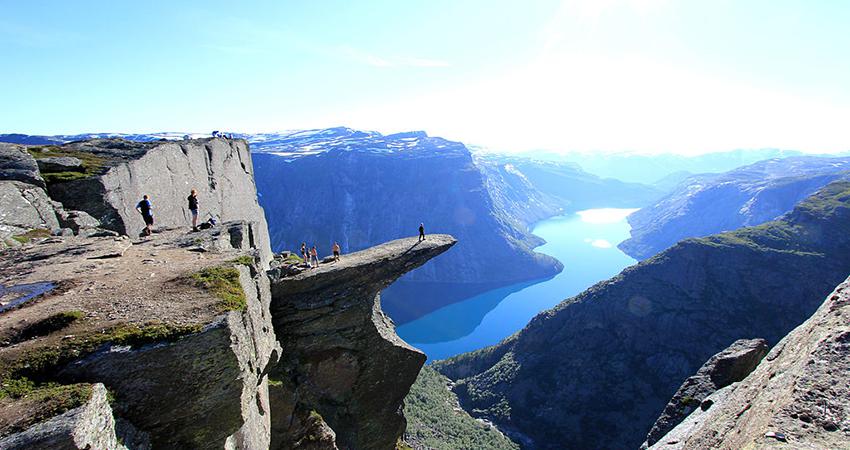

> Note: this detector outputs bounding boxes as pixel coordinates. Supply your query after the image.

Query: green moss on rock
[26,146,108,184]
[191,265,247,311]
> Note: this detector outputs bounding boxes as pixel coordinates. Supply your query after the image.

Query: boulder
[642,338,769,448]
[0,180,60,240]
[0,143,44,188]
[36,157,84,173]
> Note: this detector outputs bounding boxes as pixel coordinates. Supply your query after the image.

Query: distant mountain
[518,148,807,184]
[620,156,850,259]
[249,128,564,323]
[434,181,850,450]
[476,154,663,211]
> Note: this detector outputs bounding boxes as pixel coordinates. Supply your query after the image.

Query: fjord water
[397,208,638,361]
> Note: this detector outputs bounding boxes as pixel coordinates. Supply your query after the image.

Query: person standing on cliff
[136,195,154,236]
[418,223,426,242]
[310,245,320,268]
[332,242,341,261]
[187,189,199,232]
[301,242,308,267]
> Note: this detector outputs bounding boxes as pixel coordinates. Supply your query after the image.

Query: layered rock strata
[267,235,457,450]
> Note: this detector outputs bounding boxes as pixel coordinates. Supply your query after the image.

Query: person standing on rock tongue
[136,195,154,236]
[187,189,199,232]
[419,223,426,242]
[332,242,341,261]
[310,246,320,268]
[301,242,308,266]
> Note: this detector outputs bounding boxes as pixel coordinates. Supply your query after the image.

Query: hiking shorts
[143,214,154,226]
[190,208,198,218]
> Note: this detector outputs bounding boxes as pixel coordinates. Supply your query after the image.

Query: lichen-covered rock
[42,137,272,268]
[0,383,137,450]
[642,338,768,448]
[267,235,456,450]
[649,277,850,450]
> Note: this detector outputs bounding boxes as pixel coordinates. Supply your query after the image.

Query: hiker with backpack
[136,195,154,236]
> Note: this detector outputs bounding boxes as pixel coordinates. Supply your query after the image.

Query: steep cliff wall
[650,277,850,449]
[435,181,850,450]
[266,235,456,450]
[32,138,272,267]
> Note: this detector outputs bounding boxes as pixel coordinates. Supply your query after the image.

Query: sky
[2,0,849,154]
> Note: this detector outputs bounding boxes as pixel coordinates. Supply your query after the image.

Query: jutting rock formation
[0,137,457,450]
[266,235,456,450]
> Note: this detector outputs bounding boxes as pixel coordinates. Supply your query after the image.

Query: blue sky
[2,0,849,154]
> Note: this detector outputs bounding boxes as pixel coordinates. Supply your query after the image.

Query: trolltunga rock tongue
[267,234,456,450]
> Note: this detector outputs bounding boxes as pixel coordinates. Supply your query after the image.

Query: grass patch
[229,255,255,266]
[191,265,247,311]
[0,377,91,405]
[11,229,52,244]
[267,377,283,387]
[11,311,84,344]
[27,146,108,183]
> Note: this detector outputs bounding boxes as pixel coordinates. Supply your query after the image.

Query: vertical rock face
[0,384,132,450]
[642,338,768,448]
[41,138,272,267]
[650,277,850,450]
[267,235,457,450]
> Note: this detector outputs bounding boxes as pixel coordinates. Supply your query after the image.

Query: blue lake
[396,208,638,361]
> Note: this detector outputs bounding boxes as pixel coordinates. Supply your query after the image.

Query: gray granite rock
[43,137,273,268]
[0,180,60,240]
[0,384,136,450]
[0,143,44,188]
[642,338,768,448]
[36,156,84,173]
[267,235,456,450]
[649,277,850,450]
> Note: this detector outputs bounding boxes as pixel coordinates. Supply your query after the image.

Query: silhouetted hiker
[332,242,341,261]
[136,195,154,236]
[418,223,426,242]
[301,242,308,266]
[310,246,319,268]
[187,189,199,231]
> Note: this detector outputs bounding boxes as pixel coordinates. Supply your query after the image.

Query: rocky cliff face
[2,137,459,450]
[641,338,768,448]
[620,156,850,260]
[435,181,850,450]
[266,235,456,450]
[0,144,60,246]
[649,277,850,449]
[30,137,273,267]
[251,128,562,323]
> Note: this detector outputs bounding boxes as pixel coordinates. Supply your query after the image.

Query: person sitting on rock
[418,223,426,242]
[332,242,341,261]
[136,195,154,236]
[187,189,199,232]
[310,246,320,268]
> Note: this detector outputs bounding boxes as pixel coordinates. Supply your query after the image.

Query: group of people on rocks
[134,193,428,266]
[299,241,341,269]
[134,189,204,237]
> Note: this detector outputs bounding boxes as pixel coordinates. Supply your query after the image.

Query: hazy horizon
[3,1,849,155]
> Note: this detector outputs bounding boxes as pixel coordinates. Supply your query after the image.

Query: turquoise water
[396,208,638,361]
